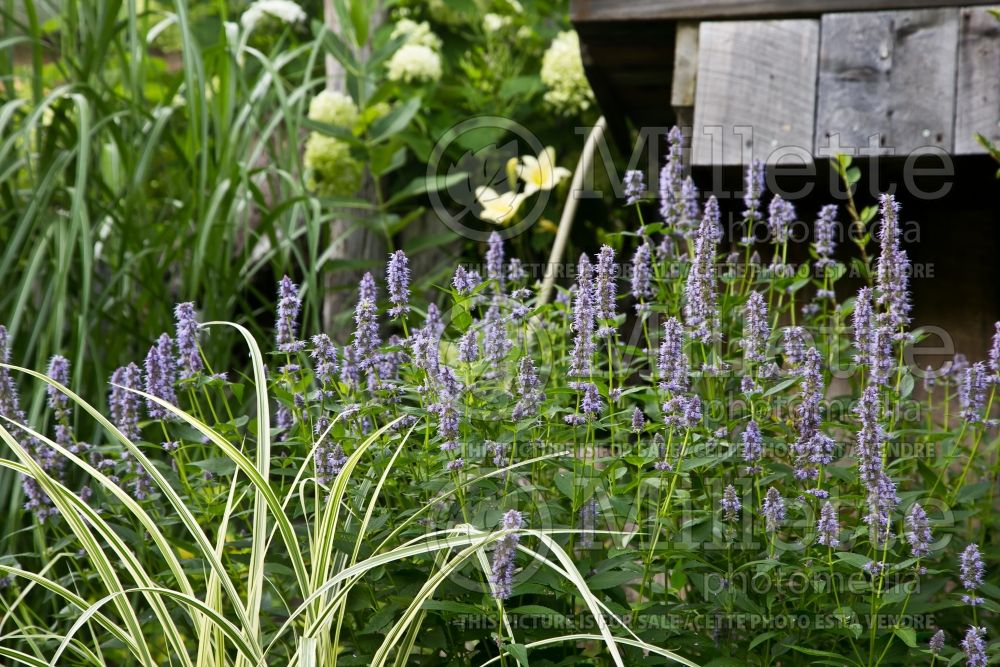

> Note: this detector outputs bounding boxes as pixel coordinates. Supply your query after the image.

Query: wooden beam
[955,5,1000,154]
[692,20,819,165]
[814,9,959,156]
[572,0,997,22]
[670,22,699,128]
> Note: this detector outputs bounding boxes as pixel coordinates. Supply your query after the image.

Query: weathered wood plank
[691,20,819,165]
[814,9,959,156]
[670,22,700,128]
[572,0,996,23]
[955,6,1000,154]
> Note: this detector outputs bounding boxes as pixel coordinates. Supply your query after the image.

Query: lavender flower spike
[742,420,763,474]
[960,543,985,606]
[623,169,645,206]
[741,291,770,365]
[813,204,838,272]
[491,509,523,600]
[486,231,505,291]
[905,502,932,558]
[144,333,178,419]
[386,250,411,318]
[659,126,683,225]
[353,272,381,370]
[721,484,741,522]
[816,501,840,548]
[742,159,765,225]
[276,275,305,352]
[762,487,785,531]
[569,254,596,378]
[310,334,338,385]
[630,242,654,303]
[875,194,912,333]
[684,196,721,343]
[174,302,203,379]
[961,626,988,667]
[594,245,617,336]
[658,317,689,393]
[928,629,945,655]
[110,363,144,441]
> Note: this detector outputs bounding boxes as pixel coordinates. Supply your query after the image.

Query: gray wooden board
[955,5,1000,154]
[692,20,820,165]
[815,9,960,156]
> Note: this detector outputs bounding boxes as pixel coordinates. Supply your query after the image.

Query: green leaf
[369,97,422,143]
[507,643,530,667]
[893,626,918,648]
[349,0,370,46]
[384,172,469,207]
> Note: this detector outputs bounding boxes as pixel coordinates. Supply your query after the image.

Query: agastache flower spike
[174,302,203,379]
[961,626,987,667]
[310,334,338,386]
[791,348,834,480]
[817,501,840,547]
[852,287,874,369]
[782,326,807,368]
[512,357,542,421]
[742,160,765,227]
[767,195,795,245]
[680,176,700,234]
[960,543,985,605]
[905,503,932,558]
[928,629,945,655]
[658,317,688,393]
[630,242,653,304]
[631,407,645,433]
[490,509,523,600]
[959,362,988,423]
[684,196,721,343]
[741,291,770,365]
[569,254,596,378]
[762,487,785,531]
[875,194,911,333]
[594,245,617,336]
[486,231,505,292]
[623,169,645,206]
[742,420,763,474]
[452,266,482,296]
[855,385,899,545]
[813,204,838,271]
[721,484,741,522]
[110,363,143,441]
[988,321,1000,380]
[276,276,305,352]
[352,272,381,370]
[386,250,410,318]
[658,126,683,225]
[144,333,177,419]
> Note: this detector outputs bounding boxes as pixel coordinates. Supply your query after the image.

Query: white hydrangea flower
[303,133,363,196]
[483,13,511,33]
[240,0,306,31]
[308,90,359,128]
[386,44,442,83]
[540,30,594,116]
[390,18,442,50]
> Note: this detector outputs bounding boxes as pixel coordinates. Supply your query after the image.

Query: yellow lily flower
[475,186,524,225]
[517,147,571,196]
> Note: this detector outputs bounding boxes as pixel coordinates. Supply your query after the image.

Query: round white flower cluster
[540,30,594,116]
[303,90,363,197]
[390,18,442,50]
[240,0,306,32]
[483,13,512,33]
[303,134,363,197]
[308,90,359,128]
[386,20,443,84]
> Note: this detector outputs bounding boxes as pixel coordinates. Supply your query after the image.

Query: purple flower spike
[174,302,203,379]
[110,363,143,441]
[623,169,645,206]
[741,291,770,365]
[817,501,840,548]
[144,333,177,419]
[762,487,785,531]
[491,509,523,600]
[721,484,741,522]
[905,503,932,558]
[276,276,305,353]
[386,250,411,318]
[961,626,987,667]
[960,543,985,606]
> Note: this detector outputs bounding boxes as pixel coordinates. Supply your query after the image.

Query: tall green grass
[0,0,350,520]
